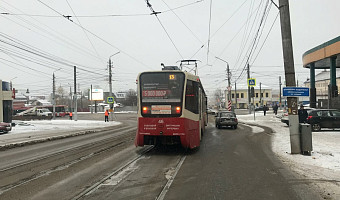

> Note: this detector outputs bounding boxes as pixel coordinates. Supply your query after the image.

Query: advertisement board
[91,89,104,101]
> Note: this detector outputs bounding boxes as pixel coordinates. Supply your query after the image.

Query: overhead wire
[37,0,152,70]
[1,1,106,63]
[65,0,103,65]
[144,0,183,59]
[206,0,213,64]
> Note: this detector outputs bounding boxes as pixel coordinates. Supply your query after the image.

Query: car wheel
[234,125,237,129]
[312,123,321,131]
[217,125,220,129]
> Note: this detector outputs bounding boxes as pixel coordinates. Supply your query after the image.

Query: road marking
[156,155,186,200]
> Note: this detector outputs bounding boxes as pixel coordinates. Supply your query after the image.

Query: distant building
[228,84,273,109]
[0,80,13,123]
[304,69,340,99]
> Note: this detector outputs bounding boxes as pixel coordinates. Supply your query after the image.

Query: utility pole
[109,58,113,121]
[259,82,262,106]
[279,76,282,109]
[52,73,56,120]
[247,63,251,114]
[215,56,231,110]
[109,52,120,121]
[235,82,237,109]
[74,66,77,121]
[69,86,72,113]
[90,84,93,114]
[279,0,300,154]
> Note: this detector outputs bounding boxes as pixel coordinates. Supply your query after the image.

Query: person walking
[105,110,109,122]
[69,112,73,120]
[263,105,267,116]
[273,104,278,115]
[298,104,308,123]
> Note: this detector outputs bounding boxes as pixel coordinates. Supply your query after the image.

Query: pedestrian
[298,104,308,123]
[105,110,109,122]
[273,104,278,115]
[69,112,73,120]
[263,105,267,116]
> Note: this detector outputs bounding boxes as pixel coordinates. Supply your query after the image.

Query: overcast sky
[1,0,340,100]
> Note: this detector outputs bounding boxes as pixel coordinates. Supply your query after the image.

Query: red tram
[135,68,207,149]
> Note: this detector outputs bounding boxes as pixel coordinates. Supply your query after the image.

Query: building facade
[227,85,273,109]
[0,80,13,123]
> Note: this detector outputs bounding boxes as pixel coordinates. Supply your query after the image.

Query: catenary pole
[74,66,77,121]
[109,52,120,121]
[279,76,282,109]
[279,0,300,154]
[247,63,251,114]
[52,73,55,120]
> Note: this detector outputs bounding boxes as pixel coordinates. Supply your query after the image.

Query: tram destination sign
[283,87,309,97]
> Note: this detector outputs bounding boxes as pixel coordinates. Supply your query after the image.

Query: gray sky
[1,0,340,100]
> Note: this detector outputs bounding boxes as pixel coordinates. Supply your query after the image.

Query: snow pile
[238,111,340,198]
[11,120,121,134]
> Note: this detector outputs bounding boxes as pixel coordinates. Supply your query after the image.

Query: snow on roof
[305,69,340,83]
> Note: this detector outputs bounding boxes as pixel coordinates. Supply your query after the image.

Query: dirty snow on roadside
[237,111,340,199]
[11,120,121,134]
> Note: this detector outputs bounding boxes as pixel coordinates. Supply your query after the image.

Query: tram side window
[185,80,198,114]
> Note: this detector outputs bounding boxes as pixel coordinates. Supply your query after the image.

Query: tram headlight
[175,106,181,114]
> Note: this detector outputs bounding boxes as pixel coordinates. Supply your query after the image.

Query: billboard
[91,89,104,101]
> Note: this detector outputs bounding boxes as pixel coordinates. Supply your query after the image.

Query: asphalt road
[0,113,321,200]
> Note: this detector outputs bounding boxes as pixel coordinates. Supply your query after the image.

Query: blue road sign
[247,78,256,87]
[107,96,114,103]
[283,87,309,97]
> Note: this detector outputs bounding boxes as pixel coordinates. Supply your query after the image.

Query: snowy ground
[2,111,339,198]
[238,111,340,199]
[11,120,120,134]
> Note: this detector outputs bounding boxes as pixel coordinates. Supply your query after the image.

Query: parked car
[0,122,12,134]
[281,107,314,125]
[215,111,238,129]
[207,108,217,115]
[306,109,340,131]
[255,106,269,111]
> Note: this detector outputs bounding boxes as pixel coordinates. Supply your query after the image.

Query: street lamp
[109,51,120,121]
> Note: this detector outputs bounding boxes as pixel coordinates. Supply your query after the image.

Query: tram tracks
[73,145,189,200]
[0,126,137,196]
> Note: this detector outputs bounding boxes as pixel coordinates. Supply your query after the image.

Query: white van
[37,108,52,116]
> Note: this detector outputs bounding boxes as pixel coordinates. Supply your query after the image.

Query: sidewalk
[0,119,121,150]
[238,111,340,199]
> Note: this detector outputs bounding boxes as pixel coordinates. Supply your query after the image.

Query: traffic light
[250,87,255,97]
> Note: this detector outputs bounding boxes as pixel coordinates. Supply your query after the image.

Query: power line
[144,0,183,59]
[65,0,103,64]
[36,0,151,70]
[206,0,213,64]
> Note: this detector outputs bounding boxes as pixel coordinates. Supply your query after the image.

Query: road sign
[283,87,309,97]
[107,96,114,103]
[247,78,256,87]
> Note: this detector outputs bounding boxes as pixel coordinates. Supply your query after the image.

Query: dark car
[0,122,12,134]
[215,111,238,129]
[306,109,340,131]
[281,108,314,125]
[255,106,269,111]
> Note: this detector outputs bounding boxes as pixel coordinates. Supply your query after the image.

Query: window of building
[241,93,244,98]
[236,93,239,98]
[266,93,269,97]
[256,93,258,98]
[232,93,234,98]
